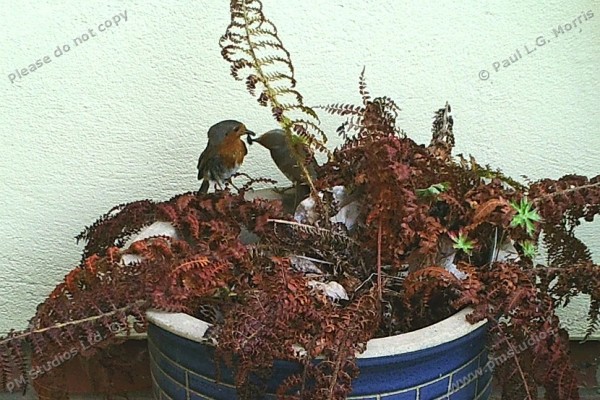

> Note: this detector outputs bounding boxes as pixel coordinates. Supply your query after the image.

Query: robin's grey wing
[197,145,214,180]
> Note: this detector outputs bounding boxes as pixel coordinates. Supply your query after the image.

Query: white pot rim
[146,307,485,359]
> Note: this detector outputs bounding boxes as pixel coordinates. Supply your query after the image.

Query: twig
[495,323,534,399]
[532,181,600,205]
[0,301,146,346]
[377,218,383,301]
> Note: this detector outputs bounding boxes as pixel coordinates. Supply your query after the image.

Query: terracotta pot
[147,308,490,399]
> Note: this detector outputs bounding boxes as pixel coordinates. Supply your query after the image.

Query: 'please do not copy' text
[8,10,128,84]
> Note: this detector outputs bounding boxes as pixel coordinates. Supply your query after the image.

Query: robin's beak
[245,129,256,145]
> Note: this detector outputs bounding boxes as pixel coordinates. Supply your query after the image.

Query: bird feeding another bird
[197,120,256,193]
[197,123,319,197]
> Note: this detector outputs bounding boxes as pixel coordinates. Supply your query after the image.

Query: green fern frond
[263,72,296,85]
[221,0,328,194]
[270,87,304,103]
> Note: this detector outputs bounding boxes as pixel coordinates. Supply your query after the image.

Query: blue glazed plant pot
[147,308,490,399]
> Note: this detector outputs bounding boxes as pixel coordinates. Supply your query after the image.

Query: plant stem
[377,218,383,301]
[532,182,600,205]
[240,2,319,197]
[495,323,534,399]
[0,301,146,346]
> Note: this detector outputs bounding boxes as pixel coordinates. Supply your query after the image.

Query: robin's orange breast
[217,134,248,170]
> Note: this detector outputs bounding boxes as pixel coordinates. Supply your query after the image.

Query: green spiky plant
[1,1,599,400]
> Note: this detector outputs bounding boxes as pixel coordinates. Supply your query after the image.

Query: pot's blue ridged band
[147,309,491,399]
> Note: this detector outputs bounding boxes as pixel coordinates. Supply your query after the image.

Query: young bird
[248,129,318,184]
[197,120,255,193]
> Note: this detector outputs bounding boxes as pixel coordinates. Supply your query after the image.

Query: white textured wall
[1,1,598,338]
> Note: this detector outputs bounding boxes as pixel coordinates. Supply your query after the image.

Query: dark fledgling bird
[197,120,255,193]
[248,129,318,185]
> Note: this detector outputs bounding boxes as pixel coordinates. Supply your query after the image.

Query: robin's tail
[199,180,209,193]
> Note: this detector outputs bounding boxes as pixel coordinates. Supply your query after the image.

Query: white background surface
[0,1,598,337]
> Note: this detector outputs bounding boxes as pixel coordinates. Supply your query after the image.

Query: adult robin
[248,129,318,185]
[197,120,255,193]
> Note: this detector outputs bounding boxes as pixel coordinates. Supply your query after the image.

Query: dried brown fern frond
[530,174,600,226]
[400,265,477,330]
[319,69,404,140]
[536,261,600,341]
[428,102,454,161]
[0,190,284,394]
[0,247,148,393]
[263,218,371,285]
[541,224,592,268]
[468,262,580,399]
[217,254,380,400]
[0,330,28,394]
[75,200,157,261]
